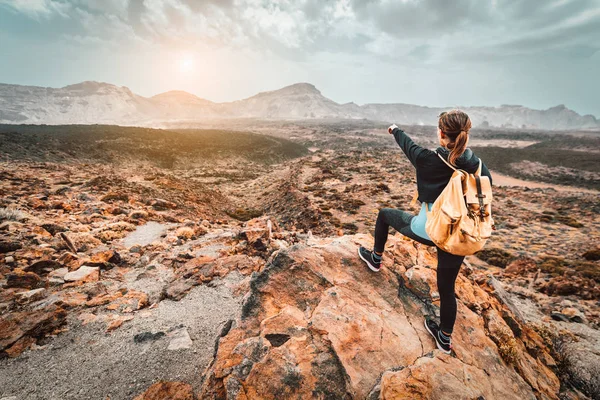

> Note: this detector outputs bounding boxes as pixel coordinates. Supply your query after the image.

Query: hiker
[358,110,493,354]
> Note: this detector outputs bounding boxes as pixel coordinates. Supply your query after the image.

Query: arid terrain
[0,122,599,400]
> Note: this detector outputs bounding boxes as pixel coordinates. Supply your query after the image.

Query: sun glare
[178,53,195,73]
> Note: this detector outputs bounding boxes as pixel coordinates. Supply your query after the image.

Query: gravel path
[0,273,243,400]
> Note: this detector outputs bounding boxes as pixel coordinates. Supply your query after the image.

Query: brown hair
[438,109,472,166]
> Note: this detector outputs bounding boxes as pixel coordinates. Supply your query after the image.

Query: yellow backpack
[425,153,494,256]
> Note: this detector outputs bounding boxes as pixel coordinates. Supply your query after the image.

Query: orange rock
[86,292,123,307]
[134,381,195,400]
[4,336,36,358]
[77,313,98,325]
[56,251,79,270]
[0,305,67,357]
[59,292,88,308]
[32,226,52,237]
[201,234,561,400]
[106,315,133,332]
[380,352,537,400]
[88,250,122,265]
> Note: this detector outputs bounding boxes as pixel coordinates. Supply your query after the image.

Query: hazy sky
[1,0,599,117]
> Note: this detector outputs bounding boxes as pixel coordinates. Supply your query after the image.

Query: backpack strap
[475,175,486,219]
[436,152,456,171]
[476,159,482,176]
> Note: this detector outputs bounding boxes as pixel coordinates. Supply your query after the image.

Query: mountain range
[0,81,598,130]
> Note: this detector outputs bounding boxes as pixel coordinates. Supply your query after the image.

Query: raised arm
[388,125,427,168]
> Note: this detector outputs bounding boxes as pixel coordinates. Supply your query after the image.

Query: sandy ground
[0,273,243,400]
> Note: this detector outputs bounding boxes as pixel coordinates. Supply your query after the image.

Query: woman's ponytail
[438,109,472,166]
[448,130,468,165]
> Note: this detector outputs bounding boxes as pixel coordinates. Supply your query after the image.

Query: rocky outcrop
[200,234,561,399]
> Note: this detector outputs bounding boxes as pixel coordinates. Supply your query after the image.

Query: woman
[358,110,492,354]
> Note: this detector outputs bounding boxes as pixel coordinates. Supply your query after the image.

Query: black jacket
[392,127,493,203]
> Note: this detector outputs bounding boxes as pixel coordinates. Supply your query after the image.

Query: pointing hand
[388,124,398,134]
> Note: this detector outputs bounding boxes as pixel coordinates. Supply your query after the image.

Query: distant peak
[286,82,319,91]
[548,104,568,111]
[274,82,322,95]
[152,90,200,100]
[63,81,116,90]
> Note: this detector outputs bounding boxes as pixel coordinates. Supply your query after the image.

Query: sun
[178,53,195,73]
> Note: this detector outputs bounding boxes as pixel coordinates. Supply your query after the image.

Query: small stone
[4,256,14,264]
[24,260,62,275]
[167,328,193,350]
[151,199,177,210]
[550,312,570,322]
[134,381,194,400]
[57,252,79,270]
[0,241,21,254]
[41,223,67,236]
[560,307,586,323]
[129,210,149,220]
[63,266,100,282]
[48,267,69,279]
[134,331,166,343]
[15,288,46,303]
[163,279,195,301]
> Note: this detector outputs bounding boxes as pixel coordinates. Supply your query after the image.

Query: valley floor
[1,134,599,398]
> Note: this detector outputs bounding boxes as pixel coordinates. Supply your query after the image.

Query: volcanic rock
[200,234,560,399]
[0,305,67,358]
[40,223,67,236]
[5,271,44,289]
[24,260,62,275]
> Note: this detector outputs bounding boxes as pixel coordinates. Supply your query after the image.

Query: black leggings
[374,208,464,334]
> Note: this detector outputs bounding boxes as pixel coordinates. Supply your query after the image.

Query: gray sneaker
[358,246,381,272]
[424,318,452,354]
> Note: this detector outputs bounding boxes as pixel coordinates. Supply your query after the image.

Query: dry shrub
[0,207,26,222]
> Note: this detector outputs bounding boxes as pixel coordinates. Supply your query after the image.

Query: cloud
[0,0,71,19]
[4,0,596,64]
[0,0,598,115]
